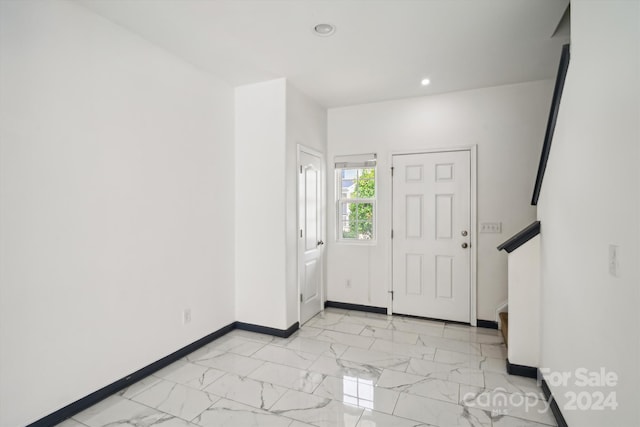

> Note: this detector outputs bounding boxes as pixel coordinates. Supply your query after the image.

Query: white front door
[299,148,324,325]
[392,150,471,322]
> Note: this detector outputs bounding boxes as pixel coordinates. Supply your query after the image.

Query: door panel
[436,255,453,299]
[392,150,471,322]
[405,195,423,238]
[299,149,323,325]
[435,194,453,239]
[304,259,319,302]
[305,168,318,251]
[405,254,423,295]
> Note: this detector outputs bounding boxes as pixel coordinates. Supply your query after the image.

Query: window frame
[335,165,377,244]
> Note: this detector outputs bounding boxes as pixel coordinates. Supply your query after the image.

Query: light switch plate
[480,222,502,233]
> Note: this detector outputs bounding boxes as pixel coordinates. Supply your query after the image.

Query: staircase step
[499,312,508,347]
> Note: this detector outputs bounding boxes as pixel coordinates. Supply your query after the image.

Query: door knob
[317,240,324,246]
[461,242,469,249]
[461,230,468,236]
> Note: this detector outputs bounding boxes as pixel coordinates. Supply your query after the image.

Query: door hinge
[391,166,394,177]
[300,229,303,238]
[391,229,394,239]
[300,293,303,303]
[300,165,303,173]
[388,290,394,300]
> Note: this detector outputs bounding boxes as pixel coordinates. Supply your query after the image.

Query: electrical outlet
[480,222,502,233]
[183,308,192,324]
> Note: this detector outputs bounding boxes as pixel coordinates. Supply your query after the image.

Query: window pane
[346,202,374,239]
[360,168,374,178]
[342,169,357,180]
[356,168,375,199]
[342,220,356,239]
[339,168,375,199]
[341,168,357,198]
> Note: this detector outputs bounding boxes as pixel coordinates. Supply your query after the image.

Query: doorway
[298,146,324,325]
[391,149,475,323]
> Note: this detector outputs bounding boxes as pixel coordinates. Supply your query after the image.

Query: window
[335,154,376,241]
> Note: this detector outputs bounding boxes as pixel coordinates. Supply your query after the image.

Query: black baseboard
[27,319,299,427]
[540,376,569,427]
[391,312,469,326]
[27,322,236,427]
[324,300,387,314]
[235,321,299,338]
[325,301,495,328]
[506,358,538,378]
[476,319,499,329]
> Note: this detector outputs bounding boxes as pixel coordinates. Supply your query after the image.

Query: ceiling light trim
[313,23,336,37]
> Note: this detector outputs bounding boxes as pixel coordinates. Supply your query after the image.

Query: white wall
[507,236,541,368]
[235,79,288,329]
[537,1,639,426]
[236,79,327,330]
[285,83,328,326]
[0,1,236,426]
[327,80,552,320]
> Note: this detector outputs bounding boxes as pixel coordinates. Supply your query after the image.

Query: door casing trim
[388,146,477,326]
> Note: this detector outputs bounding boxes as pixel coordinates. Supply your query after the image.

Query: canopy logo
[461,388,550,417]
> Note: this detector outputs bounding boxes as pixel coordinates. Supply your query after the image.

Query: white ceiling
[77,0,570,108]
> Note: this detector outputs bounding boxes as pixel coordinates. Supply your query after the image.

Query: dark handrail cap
[497,221,541,253]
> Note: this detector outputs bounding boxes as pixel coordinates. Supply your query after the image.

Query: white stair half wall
[507,234,541,368]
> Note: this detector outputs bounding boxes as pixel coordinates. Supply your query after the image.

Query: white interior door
[299,148,324,325]
[392,150,471,322]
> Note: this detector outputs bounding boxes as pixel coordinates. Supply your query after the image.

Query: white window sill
[334,239,378,246]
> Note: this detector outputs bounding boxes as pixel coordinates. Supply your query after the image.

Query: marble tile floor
[58,308,556,427]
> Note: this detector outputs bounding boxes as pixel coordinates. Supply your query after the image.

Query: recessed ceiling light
[314,23,336,37]
[421,78,431,86]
